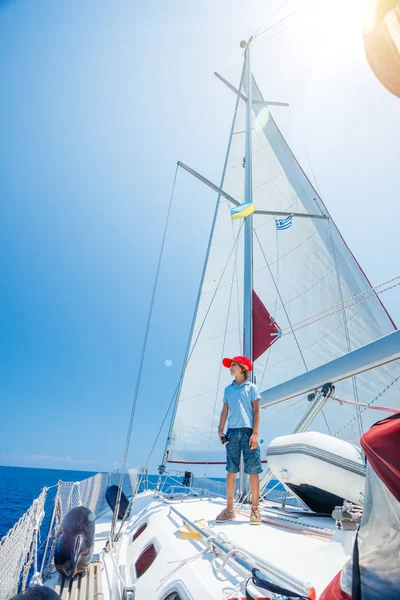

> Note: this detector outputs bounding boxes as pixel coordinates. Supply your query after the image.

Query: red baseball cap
[222,355,253,371]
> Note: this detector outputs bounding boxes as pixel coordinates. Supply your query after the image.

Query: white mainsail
[166,59,398,473]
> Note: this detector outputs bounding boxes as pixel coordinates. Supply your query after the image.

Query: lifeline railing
[0,467,300,598]
[0,468,138,599]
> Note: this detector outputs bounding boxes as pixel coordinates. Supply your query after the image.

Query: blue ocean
[0,464,228,583]
[0,466,99,541]
[0,465,227,541]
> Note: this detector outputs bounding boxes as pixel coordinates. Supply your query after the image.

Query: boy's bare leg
[226,472,237,512]
[249,474,260,510]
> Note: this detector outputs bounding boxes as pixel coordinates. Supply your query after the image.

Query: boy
[216,355,263,525]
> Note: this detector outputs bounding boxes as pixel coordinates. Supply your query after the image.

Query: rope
[180,103,244,165]
[333,375,400,437]
[204,208,239,479]
[223,584,245,600]
[327,217,356,436]
[215,547,257,578]
[258,224,280,390]
[331,394,399,415]
[260,395,307,425]
[235,231,243,353]
[157,547,210,588]
[254,1,313,41]
[253,228,336,433]
[114,223,245,538]
[254,229,308,372]
[0,489,47,600]
[253,1,318,49]
[157,531,233,589]
[262,478,281,499]
[111,165,179,538]
[279,276,400,336]
[253,0,292,37]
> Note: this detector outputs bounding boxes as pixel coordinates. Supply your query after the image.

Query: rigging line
[265,303,364,373]
[114,387,179,539]
[253,0,293,37]
[282,279,400,331]
[179,102,245,163]
[254,3,316,49]
[179,136,191,161]
[279,276,400,334]
[321,407,332,435]
[251,172,281,196]
[333,374,400,438]
[158,221,245,469]
[260,395,307,425]
[281,280,400,336]
[304,108,364,435]
[259,222,280,390]
[254,0,311,40]
[117,221,246,523]
[331,394,399,414]
[303,148,322,197]
[328,217,363,437]
[159,62,246,466]
[111,164,179,539]
[280,264,338,309]
[203,227,239,479]
[254,229,333,430]
[226,172,243,355]
[235,236,242,353]
[181,220,244,364]
[254,229,308,373]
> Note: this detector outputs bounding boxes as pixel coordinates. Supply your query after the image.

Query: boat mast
[243,37,254,364]
[239,37,254,499]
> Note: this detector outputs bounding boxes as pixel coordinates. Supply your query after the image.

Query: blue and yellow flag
[230,201,255,220]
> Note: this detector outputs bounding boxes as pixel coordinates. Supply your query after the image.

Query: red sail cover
[320,413,400,599]
[319,573,350,600]
[361,412,400,502]
[252,290,281,362]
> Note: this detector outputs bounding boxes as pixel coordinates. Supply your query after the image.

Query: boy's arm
[250,399,260,450]
[218,403,229,440]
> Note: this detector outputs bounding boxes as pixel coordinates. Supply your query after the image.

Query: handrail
[168,505,313,597]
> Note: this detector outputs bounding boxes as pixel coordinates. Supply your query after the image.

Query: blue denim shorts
[225,427,263,475]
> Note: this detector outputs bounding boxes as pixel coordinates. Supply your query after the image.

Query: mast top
[240,37,253,49]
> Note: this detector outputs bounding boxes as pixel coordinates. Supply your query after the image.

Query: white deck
[165,498,350,596]
[44,491,355,599]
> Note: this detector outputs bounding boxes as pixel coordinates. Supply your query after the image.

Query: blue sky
[1,0,399,473]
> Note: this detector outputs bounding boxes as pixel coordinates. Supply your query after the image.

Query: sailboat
[1,36,400,600]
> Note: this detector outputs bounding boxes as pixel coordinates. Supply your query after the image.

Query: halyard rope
[112,164,179,539]
[204,206,240,479]
[280,275,400,336]
[114,221,245,539]
[333,374,400,437]
[331,394,399,414]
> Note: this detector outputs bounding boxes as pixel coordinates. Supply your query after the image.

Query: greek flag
[275,214,293,230]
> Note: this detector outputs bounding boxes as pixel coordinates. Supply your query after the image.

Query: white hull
[44,490,354,599]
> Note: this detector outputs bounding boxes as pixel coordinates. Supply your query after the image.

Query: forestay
[166,58,398,472]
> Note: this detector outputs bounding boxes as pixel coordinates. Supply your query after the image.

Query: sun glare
[311,0,365,47]
[294,0,368,80]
